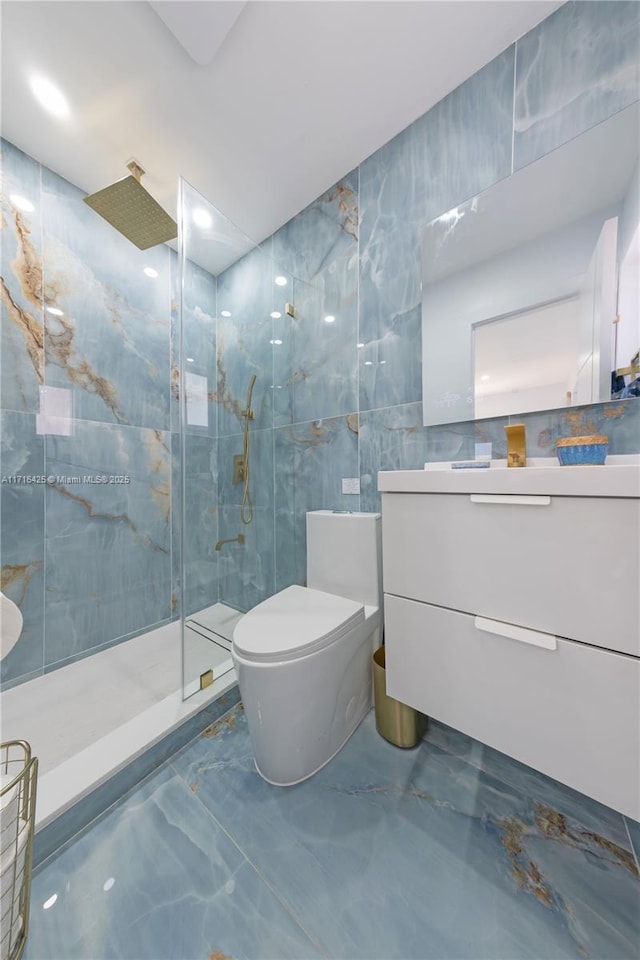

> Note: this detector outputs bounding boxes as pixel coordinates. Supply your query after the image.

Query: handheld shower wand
[240,374,256,525]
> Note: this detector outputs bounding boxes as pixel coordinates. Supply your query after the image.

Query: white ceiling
[1,0,562,258]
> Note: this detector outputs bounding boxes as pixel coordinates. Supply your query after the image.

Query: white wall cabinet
[379,466,640,820]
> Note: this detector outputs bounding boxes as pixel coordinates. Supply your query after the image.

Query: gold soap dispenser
[504,424,526,467]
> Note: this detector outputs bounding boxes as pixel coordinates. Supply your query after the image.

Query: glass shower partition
[177,178,289,698]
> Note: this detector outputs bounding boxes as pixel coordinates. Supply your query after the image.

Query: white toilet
[232,510,382,786]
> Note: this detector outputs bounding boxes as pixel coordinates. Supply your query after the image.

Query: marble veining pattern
[26,704,639,959]
[174,707,640,960]
[514,1,640,171]
[25,766,321,960]
[425,721,634,854]
[0,143,180,681]
[216,245,274,438]
[272,174,359,425]
[1,140,44,414]
[41,167,172,430]
[358,403,510,511]
[43,421,172,667]
[274,415,359,591]
[33,686,242,868]
[272,172,359,283]
[514,399,640,459]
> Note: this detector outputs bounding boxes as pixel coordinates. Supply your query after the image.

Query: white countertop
[378,457,640,497]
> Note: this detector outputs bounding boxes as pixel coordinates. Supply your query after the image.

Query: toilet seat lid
[232,585,365,663]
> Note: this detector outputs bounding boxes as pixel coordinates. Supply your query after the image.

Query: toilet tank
[306,511,382,608]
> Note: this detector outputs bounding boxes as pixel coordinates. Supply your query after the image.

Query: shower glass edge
[177,176,272,700]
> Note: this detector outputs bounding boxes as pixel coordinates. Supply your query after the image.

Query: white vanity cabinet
[379,465,640,820]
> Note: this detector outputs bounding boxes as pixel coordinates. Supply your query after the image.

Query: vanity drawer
[382,492,640,656]
[384,594,640,819]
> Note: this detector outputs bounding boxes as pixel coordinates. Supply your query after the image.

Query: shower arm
[215,533,245,551]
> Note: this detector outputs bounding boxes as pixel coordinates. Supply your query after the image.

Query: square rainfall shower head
[83,174,177,250]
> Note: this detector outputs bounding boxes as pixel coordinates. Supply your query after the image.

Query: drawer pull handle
[470,494,551,506]
[474,616,557,650]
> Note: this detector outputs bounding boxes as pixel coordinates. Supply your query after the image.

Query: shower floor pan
[0,604,242,832]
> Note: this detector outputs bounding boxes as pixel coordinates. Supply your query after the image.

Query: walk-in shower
[0,149,236,840]
[0,153,307,838]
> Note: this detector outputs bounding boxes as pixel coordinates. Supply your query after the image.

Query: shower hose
[240,374,256,524]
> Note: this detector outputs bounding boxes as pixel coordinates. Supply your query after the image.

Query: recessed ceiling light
[192,207,212,229]
[357,342,364,349]
[364,360,373,366]
[43,894,58,910]
[30,75,70,119]
[10,194,34,213]
[220,310,231,318]
[274,276,287,286]
[143,266,158,279]
[270,311,281,319]
[186,357,195,363]
[324,315,335,323]
[103,878,115,892]
[380,360,387,364]
[481,374,491,381]
[46,307,64,317]
[270,339,283,345]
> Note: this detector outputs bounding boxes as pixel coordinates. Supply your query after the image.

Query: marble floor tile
[424,720,633,852]
[25,767,322,960]
[172,706,639,960]
[25,704,639,960]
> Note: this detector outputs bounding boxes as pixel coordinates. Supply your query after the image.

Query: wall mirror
[421,102,640,427]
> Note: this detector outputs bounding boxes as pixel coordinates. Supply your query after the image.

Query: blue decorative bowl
[556,435,608,466]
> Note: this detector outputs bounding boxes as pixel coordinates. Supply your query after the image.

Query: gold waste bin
[373,646,428,748]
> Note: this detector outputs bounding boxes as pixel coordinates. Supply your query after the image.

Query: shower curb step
[33,685,241,870]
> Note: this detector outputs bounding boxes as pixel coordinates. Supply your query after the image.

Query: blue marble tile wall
[214,174,363,604]
[191,1,640,614]
[0,143,220,689]
[210,0,639,611]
